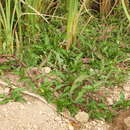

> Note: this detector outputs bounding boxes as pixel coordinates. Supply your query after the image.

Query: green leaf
[70,74,88,95]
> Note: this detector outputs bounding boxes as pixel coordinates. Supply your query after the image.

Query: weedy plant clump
[0,0,130,121]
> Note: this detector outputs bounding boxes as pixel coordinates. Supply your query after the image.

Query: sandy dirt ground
[0,98,69,130]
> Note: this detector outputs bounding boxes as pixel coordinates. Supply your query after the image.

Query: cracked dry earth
[0,73,130,130]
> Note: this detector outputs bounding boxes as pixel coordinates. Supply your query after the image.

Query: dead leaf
[0,58,8,63]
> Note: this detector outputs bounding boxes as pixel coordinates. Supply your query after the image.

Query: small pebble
[75,111,89,123]
[106,97,114,105]
[123,85,130,92]
[42,67,51,74]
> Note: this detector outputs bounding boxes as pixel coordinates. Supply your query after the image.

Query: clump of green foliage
[0,88,25,104]
[21,14,130,121]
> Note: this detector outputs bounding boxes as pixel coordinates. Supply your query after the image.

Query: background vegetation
[0,0,130,121]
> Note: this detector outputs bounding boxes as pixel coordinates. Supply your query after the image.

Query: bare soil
[109,108,130,130]
[0,99,68,130]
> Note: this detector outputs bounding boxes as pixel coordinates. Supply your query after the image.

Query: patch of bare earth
[0,72,130,130]
[0,100,68,130]
[109,108,130,130]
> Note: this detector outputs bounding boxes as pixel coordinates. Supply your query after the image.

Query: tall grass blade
[121,0,130,22]
[66,0,78,50]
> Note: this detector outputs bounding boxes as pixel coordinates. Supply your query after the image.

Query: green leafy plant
[112,92,130,110]
[0,88,25,104]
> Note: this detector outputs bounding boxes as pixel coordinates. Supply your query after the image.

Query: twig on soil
[0,79,48,103]
[0,79,77,124]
